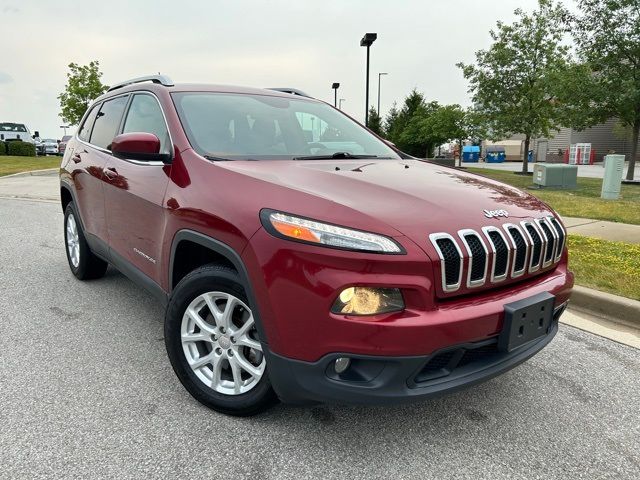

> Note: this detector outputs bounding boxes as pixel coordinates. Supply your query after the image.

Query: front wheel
[165,265,278,416]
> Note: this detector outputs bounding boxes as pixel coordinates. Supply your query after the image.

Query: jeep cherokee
[59,75,573,416]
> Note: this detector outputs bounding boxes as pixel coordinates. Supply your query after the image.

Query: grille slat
[486,229,509,280]
[525,223,543,269]
[539,220,556,264]
[549,218,565,260]
[429,217,560,295]
[463,233,487,284]
[433,237,461,289]
[508,226,527,274]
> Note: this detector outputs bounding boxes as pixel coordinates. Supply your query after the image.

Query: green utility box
[601,154,625,200]
[533,164,578,188]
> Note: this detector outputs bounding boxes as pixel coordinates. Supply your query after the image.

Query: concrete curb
[570,285,640,328]
[0,168,58,179]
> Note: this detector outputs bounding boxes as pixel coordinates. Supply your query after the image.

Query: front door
[103,93,172,282]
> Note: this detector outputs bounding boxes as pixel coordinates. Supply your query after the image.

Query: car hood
[220,159,554,242]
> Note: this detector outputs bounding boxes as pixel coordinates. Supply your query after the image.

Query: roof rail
[107,74,174,92]
[267,87,312,98]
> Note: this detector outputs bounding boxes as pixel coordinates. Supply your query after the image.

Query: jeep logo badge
[484,209,509,218]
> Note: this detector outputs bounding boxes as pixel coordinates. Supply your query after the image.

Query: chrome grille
[429,217,564,294]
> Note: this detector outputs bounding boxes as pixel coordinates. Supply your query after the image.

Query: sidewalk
[0,169,58,202]
[564,216,640,244]
[463,160,640,180]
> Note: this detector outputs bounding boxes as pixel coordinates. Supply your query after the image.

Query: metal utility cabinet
[533,164,578,188]
[601,155,625,200]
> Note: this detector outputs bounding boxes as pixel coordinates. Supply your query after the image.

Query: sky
[0,0,575,139]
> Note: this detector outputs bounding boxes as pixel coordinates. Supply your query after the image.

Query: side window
[122,94,170,154]
[78,105,100,142]
[294,112,329,142]
[90,96,128,150]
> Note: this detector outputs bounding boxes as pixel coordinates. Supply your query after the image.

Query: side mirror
[111,132,171,164]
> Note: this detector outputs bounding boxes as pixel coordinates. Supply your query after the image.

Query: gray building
[541,118,640,161]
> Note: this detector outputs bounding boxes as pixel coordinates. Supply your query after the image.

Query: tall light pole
[360,32,377,126]
[60,125,69,136]
[331,82,340,107]
[339,98,346,110]
[377,72,388,115]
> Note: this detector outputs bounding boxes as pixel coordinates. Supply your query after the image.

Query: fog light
[334,357,351,374]
[331,287,404,315]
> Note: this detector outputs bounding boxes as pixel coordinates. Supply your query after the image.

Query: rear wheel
[165,265,277,416]
[63,202,108,280]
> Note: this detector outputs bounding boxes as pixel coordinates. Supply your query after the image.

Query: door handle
[72,149,87,163]
[103,167,119,179]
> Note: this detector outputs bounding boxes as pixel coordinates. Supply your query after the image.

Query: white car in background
[42,139,59,155]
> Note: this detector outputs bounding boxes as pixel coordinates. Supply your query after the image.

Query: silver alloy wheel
[181,291,265,395]
[66,213,80,268]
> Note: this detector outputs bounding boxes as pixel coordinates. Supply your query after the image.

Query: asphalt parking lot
[1,198,639,479]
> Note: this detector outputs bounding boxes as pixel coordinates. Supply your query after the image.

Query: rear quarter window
[78,106,99,142]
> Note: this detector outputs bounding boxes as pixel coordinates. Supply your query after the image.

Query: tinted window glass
[90,96,128,149]
[78,106,99,142]
[122,94,170,154]
[172,92,400,160]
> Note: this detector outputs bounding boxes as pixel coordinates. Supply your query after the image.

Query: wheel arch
[169,230,270,345]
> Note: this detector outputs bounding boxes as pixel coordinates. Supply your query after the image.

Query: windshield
[172,92,400,160]
[0,123,27,133]
[44,139,56,143]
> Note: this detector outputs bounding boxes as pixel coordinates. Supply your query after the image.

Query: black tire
[63,202,108,280]
[165,264,278,416]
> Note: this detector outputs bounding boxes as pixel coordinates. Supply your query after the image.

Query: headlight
[331,287,404,315]
[261,210,404,253]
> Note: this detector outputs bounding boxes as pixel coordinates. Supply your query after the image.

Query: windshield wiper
[293,152,379,160]
[204,155,235,161]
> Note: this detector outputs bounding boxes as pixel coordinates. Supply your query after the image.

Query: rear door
[103,92,172,282]
[68,104,106,243]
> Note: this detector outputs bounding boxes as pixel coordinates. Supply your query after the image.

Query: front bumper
[267,309,563,405]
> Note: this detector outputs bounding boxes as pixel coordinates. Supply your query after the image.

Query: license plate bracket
[498,292,555,352]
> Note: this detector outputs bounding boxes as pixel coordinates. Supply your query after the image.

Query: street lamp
[339,98,346,110]
[377,72,388,115]
[332,82,340,107]
[360,32,377,126]
[59,125,70,136]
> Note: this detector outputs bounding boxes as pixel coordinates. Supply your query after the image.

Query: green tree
[367,107,384,137]
[58,61,108,125]
[571,0,640,181]
[384,102,401,139]
[457,0,571,173]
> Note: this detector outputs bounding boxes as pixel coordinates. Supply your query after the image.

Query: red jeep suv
[60,75,573,416]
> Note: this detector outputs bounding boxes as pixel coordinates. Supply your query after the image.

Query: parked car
[0,122,36,144]
[59,75,573,416]
[58,135,72,156]
[42,139,59,155]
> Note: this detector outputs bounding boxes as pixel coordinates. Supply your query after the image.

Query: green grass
[466,167,640,225]
[0,155,60,177]
[567,235,640,300]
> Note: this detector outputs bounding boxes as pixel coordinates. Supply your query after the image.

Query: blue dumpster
[462,145,480,162]
[486,146,505,163]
